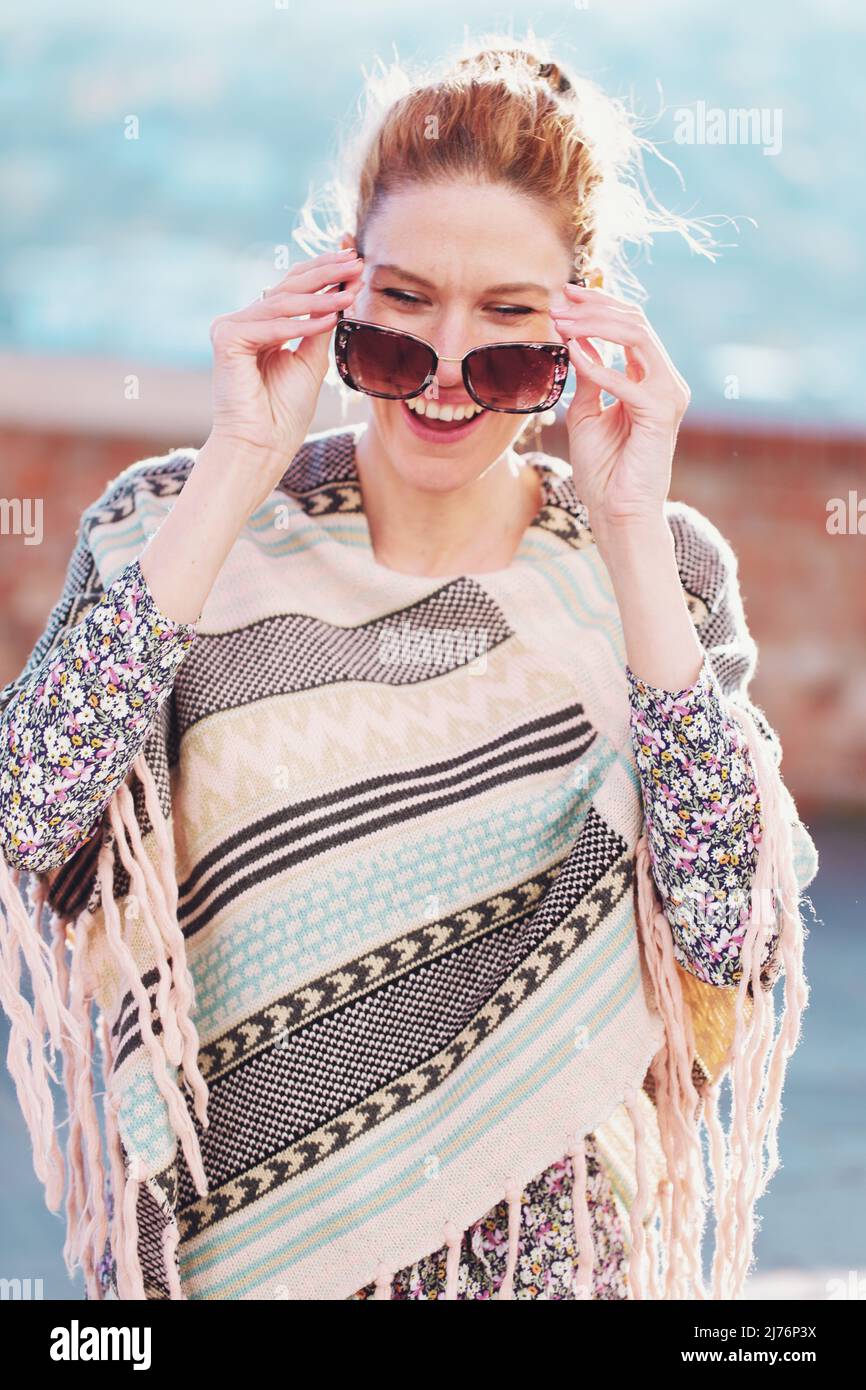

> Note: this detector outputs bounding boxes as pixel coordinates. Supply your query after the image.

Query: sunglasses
[332,285,579,414]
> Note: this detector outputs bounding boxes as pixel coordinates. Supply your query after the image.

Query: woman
[0,41,817,1301]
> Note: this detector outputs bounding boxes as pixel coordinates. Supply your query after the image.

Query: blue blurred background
[1,0,864,425]
[1,0,864,1301]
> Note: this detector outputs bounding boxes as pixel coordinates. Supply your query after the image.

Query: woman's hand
[138,248,363,626]
[549,283,691,534]
[208,247,364,478]
[549,282,704,692]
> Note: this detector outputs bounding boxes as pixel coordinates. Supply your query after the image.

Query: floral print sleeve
[0,557,197,874]
[627,652,776,989]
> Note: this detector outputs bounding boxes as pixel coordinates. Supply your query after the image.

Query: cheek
[351,285,373,318]
[370,396,401,437]
[352,284,397,327]
[492,414,529,453]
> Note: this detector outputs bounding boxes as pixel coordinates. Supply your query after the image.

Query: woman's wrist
[590,507,705,692]
[194,431,289,512]
[589,506,670,563]
[139,433,288,625]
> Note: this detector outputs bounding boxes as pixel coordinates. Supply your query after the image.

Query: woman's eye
[488,305,535,317]
[378,290,536,318]
[379,290,534,316]
[380,288,424,306]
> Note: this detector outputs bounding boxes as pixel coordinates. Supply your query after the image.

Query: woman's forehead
[362,183,572,291]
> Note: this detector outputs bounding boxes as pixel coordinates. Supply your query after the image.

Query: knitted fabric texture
[0,424,818,1300]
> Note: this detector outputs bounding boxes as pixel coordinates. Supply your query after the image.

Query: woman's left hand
[549,284,691,534]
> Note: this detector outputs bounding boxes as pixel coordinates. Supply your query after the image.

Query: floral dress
[0,559,767,1301]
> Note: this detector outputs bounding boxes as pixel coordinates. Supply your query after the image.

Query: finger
[552,311,657,380]
[551,306,660,355]
[561,283,686,382]
[560,282,639,315]
[566,338,649,410]
[265,246,361,284]
[263,255,364,298]
[552,286,642,340]
[623,343,647,384]
[575,331,649,384]
[575,335,603,365]
[290,246,361,271]
[569,332,684,409]
[567,340,605,421]
[211,312,339,353]
[292,313,336,379]
[560,284,682,366]
[236,284,358,322]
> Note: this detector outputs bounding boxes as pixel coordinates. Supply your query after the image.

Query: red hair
[295,31,721,299]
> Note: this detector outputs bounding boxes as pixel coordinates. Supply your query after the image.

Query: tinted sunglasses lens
[346,325,434,398]
[467,344,563,411]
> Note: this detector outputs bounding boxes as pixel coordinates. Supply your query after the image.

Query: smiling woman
[334,179,582,575]
[0,32,817,1304]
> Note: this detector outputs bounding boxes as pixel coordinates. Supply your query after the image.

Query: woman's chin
[367,397,521,484]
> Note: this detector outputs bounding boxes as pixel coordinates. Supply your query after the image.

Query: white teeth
[405,397,483,420]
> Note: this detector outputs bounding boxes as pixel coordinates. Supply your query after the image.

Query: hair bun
[534,60,573,97]
[455,47,574,97]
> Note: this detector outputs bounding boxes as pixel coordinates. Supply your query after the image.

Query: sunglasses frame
[333,310,572,415]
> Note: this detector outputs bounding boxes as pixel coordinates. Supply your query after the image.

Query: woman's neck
[353,421,543,577]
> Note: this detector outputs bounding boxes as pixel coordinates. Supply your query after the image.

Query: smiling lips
[399,395,487,441]
[405,396,485,422]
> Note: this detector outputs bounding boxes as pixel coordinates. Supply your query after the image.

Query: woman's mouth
[400,395,487,444]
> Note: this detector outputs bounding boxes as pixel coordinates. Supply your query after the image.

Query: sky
[0,0,863,427]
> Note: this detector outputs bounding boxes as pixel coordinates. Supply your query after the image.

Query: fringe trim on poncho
[0,699,810,1300]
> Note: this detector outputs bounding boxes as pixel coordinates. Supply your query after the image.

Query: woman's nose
[430,324,472,389]
[432,355,464,390]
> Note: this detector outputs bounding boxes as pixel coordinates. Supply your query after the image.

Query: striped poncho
[0,423,817,1299]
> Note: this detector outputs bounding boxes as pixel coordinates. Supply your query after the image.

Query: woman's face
[342,180,574,493]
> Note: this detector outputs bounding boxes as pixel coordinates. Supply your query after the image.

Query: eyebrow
[370,264,551,298]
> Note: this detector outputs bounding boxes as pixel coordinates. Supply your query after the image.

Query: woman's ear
[339,230,359,253]
[569,262,603,289]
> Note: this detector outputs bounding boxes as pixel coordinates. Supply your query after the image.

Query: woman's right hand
[207,247,364,497]
[138,248,364,626]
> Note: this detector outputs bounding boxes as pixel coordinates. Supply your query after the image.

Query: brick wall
[1,419,863,814]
